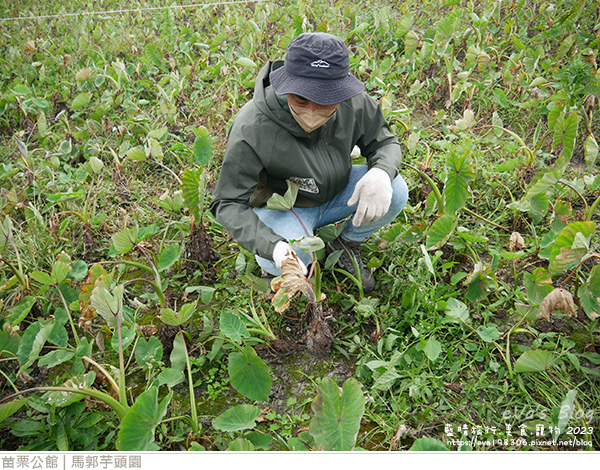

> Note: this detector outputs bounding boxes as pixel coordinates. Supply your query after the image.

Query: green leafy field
[0,0,599,452]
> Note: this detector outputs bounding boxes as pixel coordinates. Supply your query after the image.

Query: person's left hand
[347,167,392,226]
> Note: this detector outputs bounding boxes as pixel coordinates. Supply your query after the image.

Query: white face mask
[289,104,337,133]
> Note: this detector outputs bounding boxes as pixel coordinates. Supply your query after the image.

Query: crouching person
[209,32,408,293]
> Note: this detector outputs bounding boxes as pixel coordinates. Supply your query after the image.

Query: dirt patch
[254,302,356,415]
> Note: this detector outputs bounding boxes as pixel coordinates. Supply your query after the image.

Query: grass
[0,0,599,452]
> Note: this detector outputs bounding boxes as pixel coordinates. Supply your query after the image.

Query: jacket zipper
[312,129,331,200]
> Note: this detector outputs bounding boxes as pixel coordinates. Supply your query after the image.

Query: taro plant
[507,113,600,324]
[403,137,502,302]
[265,180,325,311]
[0,86,51,137]
[0,253,92,393]
[157,302,205,435]
[211,403,268,451]
[234,298,277,343]
[0,279,131,423]
[26,252,87,346]
[443,289,596,383]
[308,376,366,451]
[530,218,600,323]
[216,309,273,401]
[111,124,218,275]
[180,126,218,273]
[264,180,340,353]
[5,399,115,452]
[207,310,275,450]
[402,136,478,245]
[0,277,176,451]
[109,225,175,308]
[211,375,366,452]
[174,299,276,448]
[42,153,107,255]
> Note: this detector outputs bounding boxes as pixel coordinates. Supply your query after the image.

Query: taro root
[271,258,332,354]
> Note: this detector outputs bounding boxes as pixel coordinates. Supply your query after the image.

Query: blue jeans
[254,164,409,275]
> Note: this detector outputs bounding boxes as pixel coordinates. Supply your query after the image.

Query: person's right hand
[272,241,308,275]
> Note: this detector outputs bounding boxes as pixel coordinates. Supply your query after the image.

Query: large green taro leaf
[117,387,172,451]
[213,405,262,432]
[309,377,365,451]
[228,346,272,402]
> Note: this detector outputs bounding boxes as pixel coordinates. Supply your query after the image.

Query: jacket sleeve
[209,121,285,261]
[354,94,403,182]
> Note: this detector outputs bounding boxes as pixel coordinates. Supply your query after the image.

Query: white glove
[272,241,308,275]
[347,167,393,227]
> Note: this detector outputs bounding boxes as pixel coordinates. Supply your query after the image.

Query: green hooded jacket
[209,60,403,261]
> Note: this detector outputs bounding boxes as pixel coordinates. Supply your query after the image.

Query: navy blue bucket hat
[269,32,365,106]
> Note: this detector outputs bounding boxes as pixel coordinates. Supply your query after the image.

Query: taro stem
[0,386,128,420]
[289,206,317,283]
[55,280,80,346]
[90,284,129,407]
[401,161,445,215]
[176,331,199,434]
[116,312,127,408]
